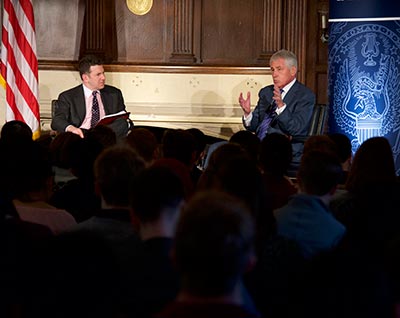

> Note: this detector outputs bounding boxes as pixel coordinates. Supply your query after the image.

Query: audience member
[123,165,185,318]
[328,133,352,183]
[48,132,81,188]
[65,145,144,238]
[0,192,52,316]
[229,130,261,165]
[302,134,338,156]
[156,191,260,318]
[274,150,345,259]
[0,120,32,144]
[197,142,272,245]
[125,127,160,165]
[259,133,297,210]
[86,124,117,149]
[330,136,400,239]
[161,128,196,168]
[36,145,146,317]
[49,135,104,222]
[186,128,207,183]
[158,129,197,197]
[0,139,76,235]
[306,137,398,318]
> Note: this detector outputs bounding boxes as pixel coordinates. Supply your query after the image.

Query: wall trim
[38,61,271,75]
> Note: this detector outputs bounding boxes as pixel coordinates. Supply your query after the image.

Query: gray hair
[270,49,298,69]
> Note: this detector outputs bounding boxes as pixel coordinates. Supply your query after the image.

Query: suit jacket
[51,84,129,137]
[243,80,315,162]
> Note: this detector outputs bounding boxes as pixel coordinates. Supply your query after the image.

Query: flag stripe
[5,0,38,80]
[18,0,35,31]
[1,0,40,138]
[5,40,39,121]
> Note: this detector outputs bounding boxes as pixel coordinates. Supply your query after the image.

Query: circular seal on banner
[328,21,400,161]
[126,0,153,15]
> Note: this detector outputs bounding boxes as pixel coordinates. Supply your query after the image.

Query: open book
[96,111,131,126]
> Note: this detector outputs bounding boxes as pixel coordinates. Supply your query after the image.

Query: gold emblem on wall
[126,0,153,15]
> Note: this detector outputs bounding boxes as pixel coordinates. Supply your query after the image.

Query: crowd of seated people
[1,121,400,318]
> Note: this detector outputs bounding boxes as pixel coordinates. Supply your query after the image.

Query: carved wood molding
[257,0,283,62]
[80,0,117,62]
[282,0,307,82]
[38,60,270,75]
[170,0,196,63]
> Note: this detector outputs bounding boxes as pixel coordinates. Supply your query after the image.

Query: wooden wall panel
[115,0,173,63]
[256,0,283,62]
[305,0,329,105]
[170,0,196,63]
[33,0,316,85]
[200,0,257,65]
[282,0,307,83]
[80,0,118,62]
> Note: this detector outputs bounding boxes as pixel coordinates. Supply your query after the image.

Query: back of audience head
[125,127,159,164]
[198,142,272,241]
[297,150,343,197]
[131,165,184,232]
[1,140,52,201]
[49,132,82,169]
[0,120,32,145]
[259,132,292,176]
[328,133,352,165]
[199,143,266,212]
[303,134,338,157]
[186,128,207,161]
[161,129,196,167]
[86,124,117,149]
[345,136,396,193]
[67,135,105,180]
[94,145,145,208]
[174,190,255,297]
[229,130,260,164]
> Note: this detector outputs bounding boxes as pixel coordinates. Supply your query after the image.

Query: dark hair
[161,129,196,167]
[0,141,53,199]
[229,130,260,164]
[345,137,396,193]
[328,133,352,164]
[259,133,292,176]
[297,150,342,195]
[78,55,104,79]
[125,127,159,163]
[303,135,338,157]
[131,165,184,223]
[186,128,207,159]
[0,120,32,144]
[94,145,145,206]
[86,125,117,149]
[175,191,254,296]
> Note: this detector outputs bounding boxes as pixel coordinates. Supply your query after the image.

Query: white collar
[82,84,99,98]
[281,78,297,95]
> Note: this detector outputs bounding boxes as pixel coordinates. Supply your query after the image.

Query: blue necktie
[91,91,100,128]
[257,89,283,140]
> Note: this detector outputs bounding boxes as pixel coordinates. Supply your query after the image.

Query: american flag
[0,0,40,139]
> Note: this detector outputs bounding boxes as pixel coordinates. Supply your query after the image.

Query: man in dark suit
[239,49,315,163]
[51,55,130,138]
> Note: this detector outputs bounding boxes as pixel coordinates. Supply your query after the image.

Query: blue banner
[328,1,400,173]
[330,0,400,20]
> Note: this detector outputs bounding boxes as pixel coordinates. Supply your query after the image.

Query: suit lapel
[100,87,111,113]
[75,86,86,122]
[282,80,299,109]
